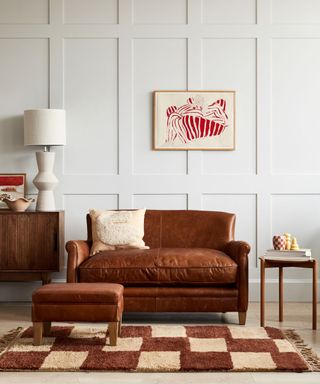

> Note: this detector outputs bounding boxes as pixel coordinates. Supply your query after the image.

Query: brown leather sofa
[66,210,250,324]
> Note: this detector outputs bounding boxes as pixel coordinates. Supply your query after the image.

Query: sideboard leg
[42,273,51,285]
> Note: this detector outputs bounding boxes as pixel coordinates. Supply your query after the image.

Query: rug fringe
[284,329,320,372]
[0,327,23,356]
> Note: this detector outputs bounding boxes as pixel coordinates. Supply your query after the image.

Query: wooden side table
[260,257,318,330]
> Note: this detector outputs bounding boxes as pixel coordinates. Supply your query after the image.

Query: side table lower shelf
[260,257,318,330]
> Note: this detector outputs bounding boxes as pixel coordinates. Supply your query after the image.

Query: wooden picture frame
[0,173,26,209]
[153,90,235,150]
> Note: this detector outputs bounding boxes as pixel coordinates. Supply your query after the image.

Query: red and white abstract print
[166,96,228,144]
[154,91,235,150]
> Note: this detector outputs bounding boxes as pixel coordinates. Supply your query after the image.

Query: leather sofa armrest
[224,240,251,265]
[66,240,91,283]
[224,240,250,313]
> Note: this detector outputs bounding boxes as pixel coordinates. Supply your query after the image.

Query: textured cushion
[79,248,238,286]
[89,208,149,255]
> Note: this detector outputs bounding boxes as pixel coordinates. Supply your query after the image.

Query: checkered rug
[0,325,319,372]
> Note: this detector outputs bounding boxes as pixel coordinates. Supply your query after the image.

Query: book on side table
[263,249,312,261]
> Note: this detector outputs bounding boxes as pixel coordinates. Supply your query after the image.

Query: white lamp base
[33,151,58,211]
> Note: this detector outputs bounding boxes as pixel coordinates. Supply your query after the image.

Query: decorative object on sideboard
[1,196,34,212]
[153,90,235,150]
[284,232,292,250]
[24,109,66,211]
[0,174,26,209]
[273,232,301,251]
[291,236,300,250]
[272,234,286,250]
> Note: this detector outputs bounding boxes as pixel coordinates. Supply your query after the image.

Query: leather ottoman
[32,283,124,346]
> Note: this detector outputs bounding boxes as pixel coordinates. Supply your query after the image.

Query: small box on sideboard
[0,211,64,284]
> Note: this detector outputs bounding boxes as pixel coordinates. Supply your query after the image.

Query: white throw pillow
[89,209,149,256]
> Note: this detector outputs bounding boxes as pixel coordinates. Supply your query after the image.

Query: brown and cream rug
[0,325,319,372]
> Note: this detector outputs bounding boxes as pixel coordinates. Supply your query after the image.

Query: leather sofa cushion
[78,248,237,286]
[32,283,123,304]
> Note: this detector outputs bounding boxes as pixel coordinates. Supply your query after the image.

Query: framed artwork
[153,90,235,150]
[0,174,26,209]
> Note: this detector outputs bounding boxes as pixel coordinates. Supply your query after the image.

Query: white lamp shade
[24,109,66,146]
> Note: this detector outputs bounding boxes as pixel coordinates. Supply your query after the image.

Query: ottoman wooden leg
[43,322,51,336]
[118,315,122,337]
[109,322,118,346]
[33,322,43,346]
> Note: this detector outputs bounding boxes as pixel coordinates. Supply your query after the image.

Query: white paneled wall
[271,0,320,24]
[63,0,118,24]
[202,0,257,24]
[202,38,256,174]
[0,0,48,24]
[133,194,188,210]
[0,0,320,301]
[133,0,187,24]
[271,38,320,174]
[133,38,187,174]
[64,38,118,174]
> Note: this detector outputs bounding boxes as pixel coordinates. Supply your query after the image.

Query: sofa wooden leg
[109,322,118,346]
[33,322,43,346]
[43,322,51,336]
[238,311,247,325]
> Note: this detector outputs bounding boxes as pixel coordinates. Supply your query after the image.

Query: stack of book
[263,249,312,261]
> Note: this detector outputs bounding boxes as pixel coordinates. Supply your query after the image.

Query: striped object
[166,97,229,144]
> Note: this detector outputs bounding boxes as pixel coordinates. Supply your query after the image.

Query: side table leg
[260,259,265,327]
[313,260,317,330]
[279,267,283,322]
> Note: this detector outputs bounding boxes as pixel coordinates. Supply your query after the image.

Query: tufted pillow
[89,209,149,256]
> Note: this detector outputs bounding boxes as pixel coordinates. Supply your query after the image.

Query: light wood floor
[0,302,319,384]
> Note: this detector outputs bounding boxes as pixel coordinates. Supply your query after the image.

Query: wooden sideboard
[0,211,64,284]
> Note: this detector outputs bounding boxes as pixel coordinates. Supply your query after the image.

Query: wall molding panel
[1,0,320,301]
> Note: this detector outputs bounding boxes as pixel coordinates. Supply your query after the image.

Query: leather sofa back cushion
[87,210,235,251]
[78,248,237,285]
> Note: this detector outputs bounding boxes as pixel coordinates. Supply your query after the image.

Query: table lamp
[24,109,66,211]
